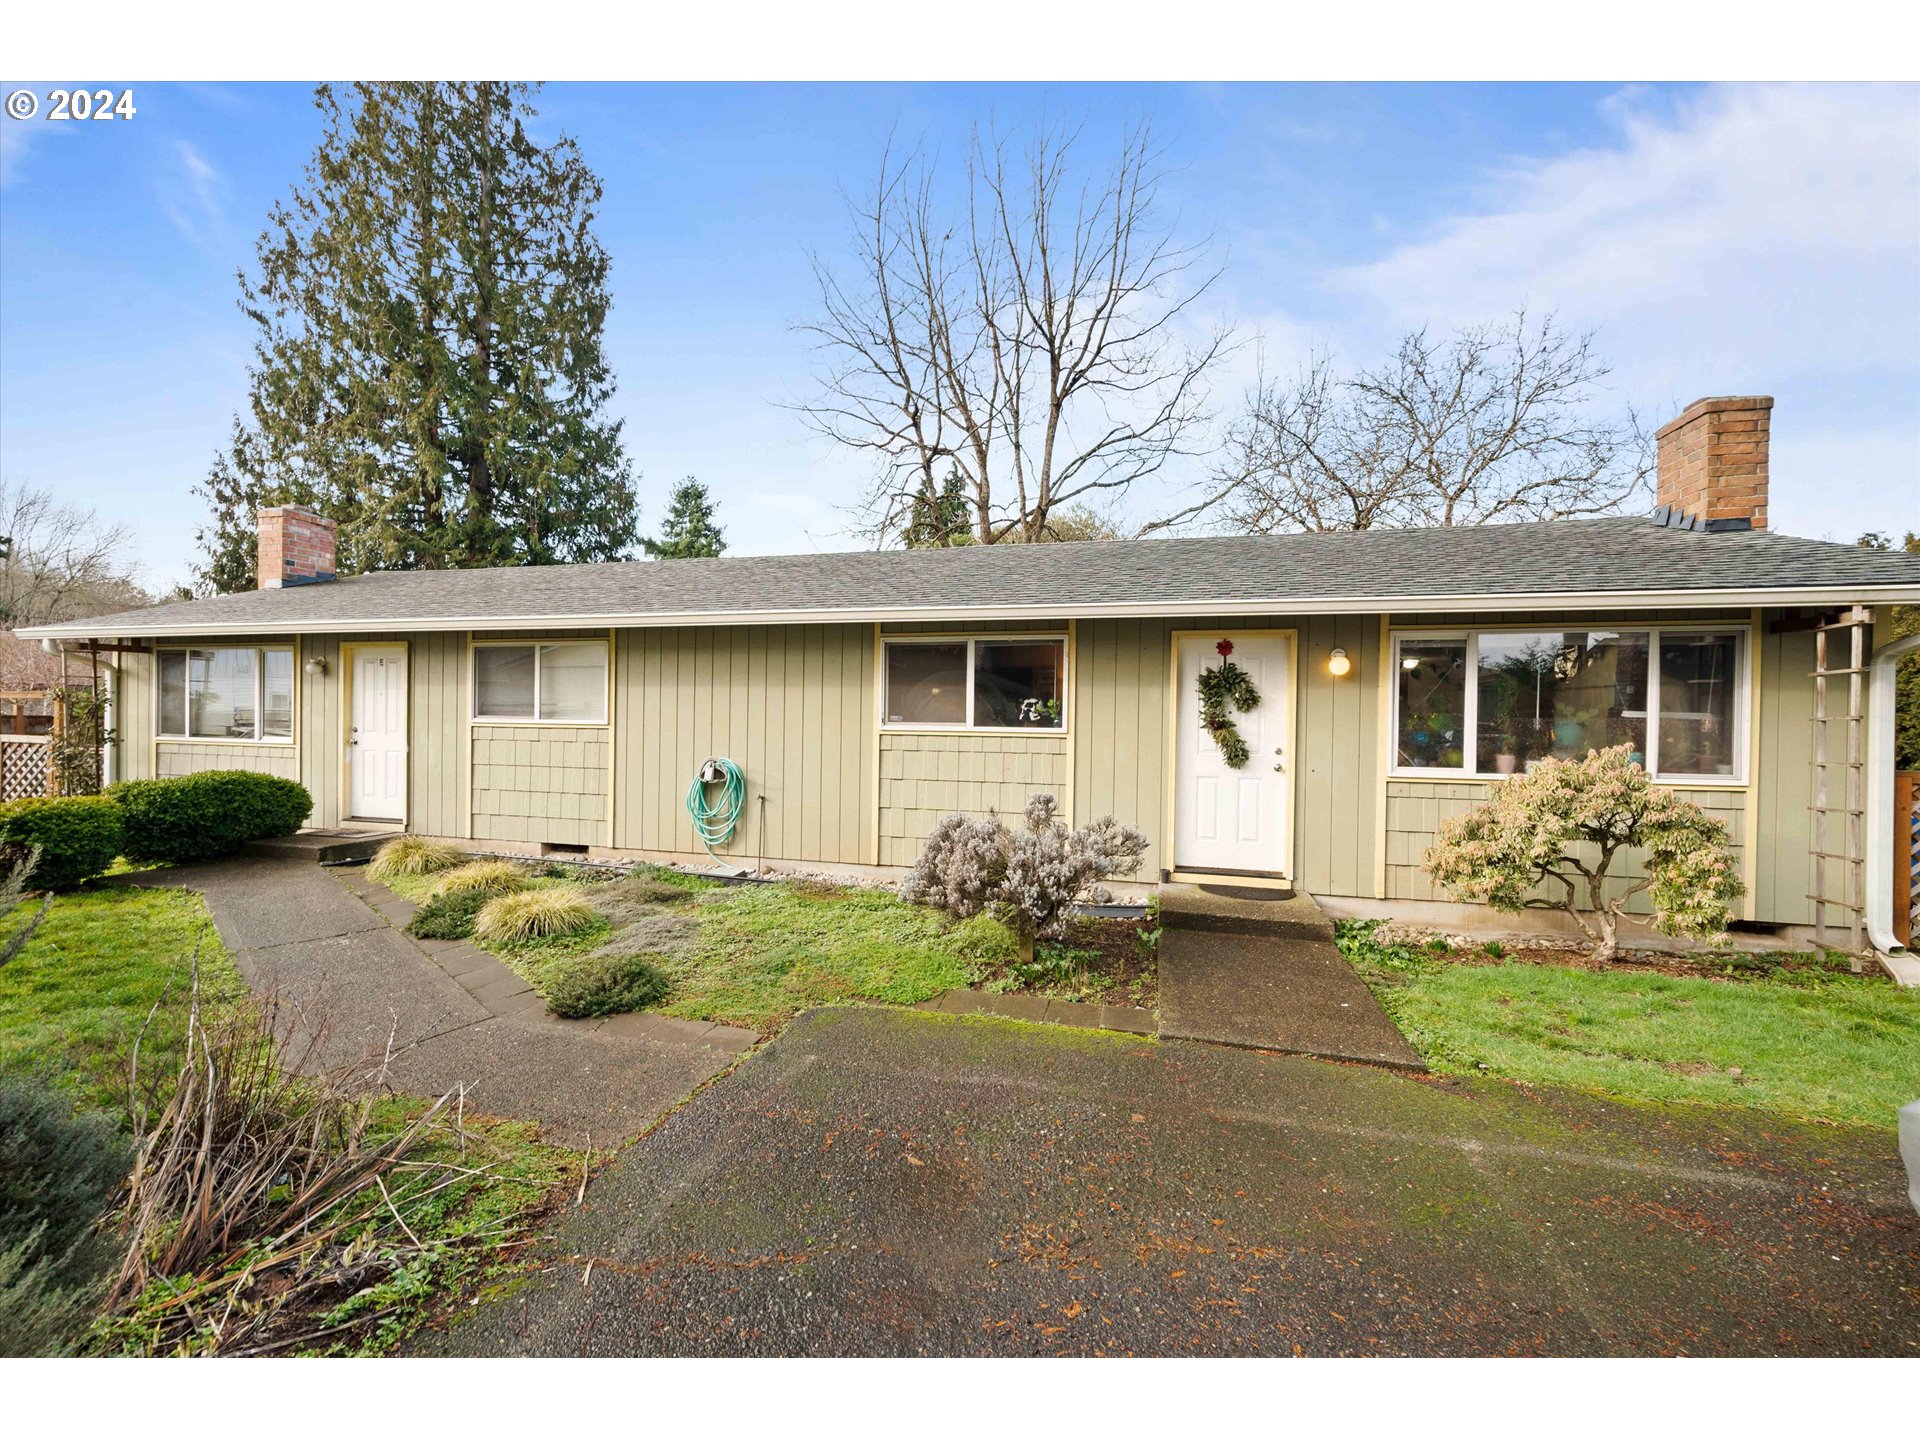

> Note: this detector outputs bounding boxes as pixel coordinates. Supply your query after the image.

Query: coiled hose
[684,757,746,858]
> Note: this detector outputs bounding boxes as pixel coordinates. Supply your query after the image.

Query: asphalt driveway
[421,1007,1920,1357]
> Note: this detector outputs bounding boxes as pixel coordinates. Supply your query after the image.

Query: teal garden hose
[685,757,746,858]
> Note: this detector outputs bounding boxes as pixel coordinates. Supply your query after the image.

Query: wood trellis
[1809,607,1871,965]
[0,690,62,800]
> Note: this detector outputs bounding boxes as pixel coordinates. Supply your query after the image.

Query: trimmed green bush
[405,887,491,941]
[109,770,313,865]
[0,796,123,890]
[546,951,671,1019]
[368,835,465,884]
[0,1072,130,1356]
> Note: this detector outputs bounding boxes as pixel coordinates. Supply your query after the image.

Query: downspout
[1866,630,1920,956]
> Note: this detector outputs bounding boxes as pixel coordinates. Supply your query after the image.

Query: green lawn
[1340,922,1920,1131]
[1,882,577,1356]
[0,884,243,1109]
[658,881,985,1030]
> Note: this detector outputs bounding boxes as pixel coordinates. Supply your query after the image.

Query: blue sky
[2,81,1915,591]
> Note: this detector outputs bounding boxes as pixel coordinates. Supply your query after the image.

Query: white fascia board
[19,583,1920,640]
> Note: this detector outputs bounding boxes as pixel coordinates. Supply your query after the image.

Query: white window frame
[879,633,1070,734]
[1388,624,1750,786]
[470,639,610,726]
[154,645,296,744]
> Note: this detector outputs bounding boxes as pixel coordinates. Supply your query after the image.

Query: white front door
[349,645,407,822]
[1173,633,1293,876]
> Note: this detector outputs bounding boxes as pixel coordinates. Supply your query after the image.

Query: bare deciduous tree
[1150,312,1650,535]
[799,119,1230,545]
[0,479,148,628]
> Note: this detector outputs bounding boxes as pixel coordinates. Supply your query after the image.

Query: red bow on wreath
[1215,639,1234,657]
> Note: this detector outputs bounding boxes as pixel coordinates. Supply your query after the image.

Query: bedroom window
[1391,627,1746,783]
[882,637,1066,730]
[156,646,295,741]
[472,641,608,723]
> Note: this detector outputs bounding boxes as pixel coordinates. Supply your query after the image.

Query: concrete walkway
[123,857,755,1146]
[1156,883,1423,1069]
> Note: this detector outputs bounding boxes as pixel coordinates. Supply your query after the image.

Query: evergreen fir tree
[194,83,639,590]
[902,468,973,548]
[641,477,727,559]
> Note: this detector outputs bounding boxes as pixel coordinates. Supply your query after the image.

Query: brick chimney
[257,505,338,588]
[1654,395,1772,531]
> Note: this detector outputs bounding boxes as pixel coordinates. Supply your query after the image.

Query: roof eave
[20,582,1920,640]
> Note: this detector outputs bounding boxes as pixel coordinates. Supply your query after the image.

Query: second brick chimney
[257,505,338,589]
[1654,395,1772,531]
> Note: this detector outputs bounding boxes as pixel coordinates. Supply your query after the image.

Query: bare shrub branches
[1158,312,1649,536]
[103,956,546,1356]
[799,119,1230,546]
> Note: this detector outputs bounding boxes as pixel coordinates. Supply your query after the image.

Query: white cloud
[1326,84,1920,389]
[163,140,225,242]
[1240,83,1920,537]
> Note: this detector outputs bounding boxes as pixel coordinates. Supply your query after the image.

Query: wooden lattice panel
[0,739,50,802]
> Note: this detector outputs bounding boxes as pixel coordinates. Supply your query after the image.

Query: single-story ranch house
[25,396,1920,953]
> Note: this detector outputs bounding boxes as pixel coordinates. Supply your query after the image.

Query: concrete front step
[247,829,393,864]
[1158,881,1334,940]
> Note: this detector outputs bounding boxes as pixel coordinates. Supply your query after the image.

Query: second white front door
[1173,633,1293,877]
[349,645,407,822]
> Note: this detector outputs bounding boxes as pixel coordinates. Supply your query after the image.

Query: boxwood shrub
[0,795,124,890]
[109,770,313,865]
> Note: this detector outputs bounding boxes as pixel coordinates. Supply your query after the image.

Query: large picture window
[1391,627,1746,783]
[472,641,609,723]
[156,646,295,741]
[882,637,1066,730]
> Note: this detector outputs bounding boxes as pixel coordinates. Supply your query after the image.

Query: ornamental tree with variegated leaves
[1421,743,1743,961]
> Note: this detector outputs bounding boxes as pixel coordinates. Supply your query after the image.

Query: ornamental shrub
[901,793,1148,962]
[109,770,312,865]
[546,951,672,1019]
[0,795,123,890]
[0,1071,130,1355]
[473,886,601,945]
[368,835,465,884]
[432,859,532,898]
[1421,743,1744,962]
[404,887,492,941]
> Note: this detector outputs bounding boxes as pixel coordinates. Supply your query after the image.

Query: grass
[0,886,243,1109]
[1340,920,1920,1131]
[0,882,580,1357]
[657,882,982,1030]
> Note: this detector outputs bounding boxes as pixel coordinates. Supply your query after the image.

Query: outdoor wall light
[1402,655,1421,671]
[1327,648,1352,678]
[304,656,328,677]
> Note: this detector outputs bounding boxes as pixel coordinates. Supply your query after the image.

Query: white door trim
[342,642,409,826]
[1165,628,1298,880]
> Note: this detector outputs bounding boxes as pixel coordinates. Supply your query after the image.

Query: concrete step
[246,829,392,864]
[1158,881,1333,941]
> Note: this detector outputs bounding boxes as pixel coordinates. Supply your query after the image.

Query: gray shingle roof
[25,518,1920,639]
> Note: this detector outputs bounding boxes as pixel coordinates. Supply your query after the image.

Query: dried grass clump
[473,886,601,945]
[608,870,697,905]
[432,859,532,898]
[105,952,516,1356]
[367,835,464,884]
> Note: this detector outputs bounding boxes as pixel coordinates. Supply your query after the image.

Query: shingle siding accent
[469,724,608,846]
[154,742,299,782]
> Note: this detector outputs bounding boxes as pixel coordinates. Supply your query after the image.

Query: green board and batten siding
[103,608,1827,925]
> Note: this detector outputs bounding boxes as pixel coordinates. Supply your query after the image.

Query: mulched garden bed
[969,914,1161,1009]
